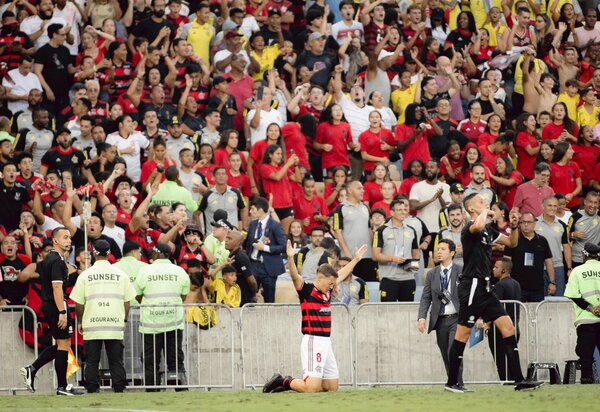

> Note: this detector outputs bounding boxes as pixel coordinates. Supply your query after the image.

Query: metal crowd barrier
[239,303,354,389]
[0,306,39,394]
[70,304,234,391]
[533,300,577,365]
[353,301,529,386]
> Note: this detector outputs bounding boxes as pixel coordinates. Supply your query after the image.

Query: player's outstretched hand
[353,244,368,261]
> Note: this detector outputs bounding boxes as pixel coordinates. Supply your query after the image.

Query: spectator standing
[114,240,147,286]
[464,163,497,206]
[435,204,465,267]
[549,142,582,209]
[568,191,600,268]
[535,196,572,297]
[292,175,329,235]
[70,240,136,393]
[410,159,451,235]
[334,256,369,305]
[150,166,198,213]
[513,162,554,217]
[505,212,556,302]
[0,235,32,306]
[2,56,42,115]
[182,3,214,65]
[245,197,286,303]
[20,0,70,50]
[105,115,150,182]
[0,162,32,232]
[225,229,258,306]
[294,226,330,282]
[418,239,463,387]
[134,243,190,391]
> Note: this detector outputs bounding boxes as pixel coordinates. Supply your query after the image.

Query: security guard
[70,240,136,393]
[114,241,148,297]
[564,242,600,384]
[134,243,190,391]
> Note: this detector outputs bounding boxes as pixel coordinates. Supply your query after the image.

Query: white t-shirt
[409,180,451,233]
[103,225,125,252]
[240,16,260,39]
[25,127,54,171]
[179,168,203,202]
[54,3,82,56]
[2,68,42,114]
[213,49,250,74]
[331,21,365,45]
[106,132,150,182]
[338,96,374,143]
[20,15,68,50]
[246,107,284,147]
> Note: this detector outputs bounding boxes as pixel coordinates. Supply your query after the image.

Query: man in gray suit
[417,238,464,387]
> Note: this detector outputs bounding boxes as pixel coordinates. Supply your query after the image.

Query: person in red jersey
[263,240,367,393]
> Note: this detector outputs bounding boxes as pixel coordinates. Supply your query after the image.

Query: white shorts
[300,334,339,380]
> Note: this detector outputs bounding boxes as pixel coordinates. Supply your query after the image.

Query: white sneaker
[20,365,35,393]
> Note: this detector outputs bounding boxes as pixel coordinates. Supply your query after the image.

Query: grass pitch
[2,385,594,412]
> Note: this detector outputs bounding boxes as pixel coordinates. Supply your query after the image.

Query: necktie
[442,268,449,290]
[256,222,263,240]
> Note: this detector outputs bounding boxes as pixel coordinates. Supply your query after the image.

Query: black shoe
[271,385,288,393]
[57,384,84,396]
[515,379,544,391]
[263,373,284,393]
[457,385,474,393]
[444,384,467,393]
[20,365,36,393]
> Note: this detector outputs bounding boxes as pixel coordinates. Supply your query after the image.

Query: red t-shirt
[477,132,500,147]
[125,225,161,252]
[260,163,293,208]
[282,122,310,170]
[323,183,341,210]
[549,161,582,208]
[458,119,487,142]
[196,164,217,186]
[315,122,352,169]
[572,144,600,186]
[398,176,418,196]
[440,153,463,183]
[542,122,579,141]
[292,194,329,234]
[116,207,132,227]
[371,200,391,217]
[495,170,523,209]
[358,128,394,172]
[140,158,176,186]
[214,148,248,170]
[394,125,431,170]
[227,171,251,198]
[363,181,383,208]
[516,131,539,180]
[478,144,500,174]
[249,140,268,186]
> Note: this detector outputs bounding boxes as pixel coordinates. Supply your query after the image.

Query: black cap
[122,240,141,256]
[213,76,232,86]
[184,225,202,235]
[583,243,600,259]
[268,8,281,16]
[211,209,234,230]
[153,242,171,257]
[93,239,111,257]
[56,127,71,136]
[450,183,465,194]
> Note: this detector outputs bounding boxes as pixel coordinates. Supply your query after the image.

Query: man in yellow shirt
[184,3,215,65]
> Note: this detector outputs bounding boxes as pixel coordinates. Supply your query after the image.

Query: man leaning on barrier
[134,242,191,392]
[564,242,600,384]
[70,239,137,393]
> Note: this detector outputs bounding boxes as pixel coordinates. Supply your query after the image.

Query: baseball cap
[221,20,239,31]
[450,183,465,194]
[308,32,326,42]
[225,30,242,40]
[211,209,234,230]
[213,76,232,86]
[0,131,14,144]
[268,8,281,16]
[93,239,111,257]
[583,243,600,259]
[153,242,171,257]
[168,116,180,126]
[56,127,71,136]
[184,225,202,236]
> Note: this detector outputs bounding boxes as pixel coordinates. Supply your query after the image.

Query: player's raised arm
[337,244,368,284]
[287,240,304,290]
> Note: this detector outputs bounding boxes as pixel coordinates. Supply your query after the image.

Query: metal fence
[0,306,38,394]
[239,303,354,389]
[533,300,577,365]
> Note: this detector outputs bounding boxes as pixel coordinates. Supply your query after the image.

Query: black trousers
[576,323,600,382]
[488,327,521,381]
[84,339,127,392]
[143,330,185,387]
[434,314,463,386]
[379,278,415,302]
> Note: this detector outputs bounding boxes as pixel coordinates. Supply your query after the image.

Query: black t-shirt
[40,146,87,181]
[446,29,473,51]
[231,248,254,306]
[258,27,292,47]
[207,94,237,132]
[461,221,501,280]
[504,233,552,292]
[493,276,522,323]
[477,98,504,116]
[72,229,123,260]
[0,181,31,232]
[34,44,72,97]
[131,17,175,44]
[0,254,30,305]
[295,50,336,89]
[39,250,68,304]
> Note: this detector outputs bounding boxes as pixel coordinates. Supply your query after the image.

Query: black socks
[32,345,57,373]
[502,335,524,382]
[447,339,466,386]
[55,349,69,388]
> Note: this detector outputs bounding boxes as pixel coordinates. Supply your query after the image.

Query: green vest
[150,180,198,212]
[564,259,600,327]
[69,260,137,340]
[204,234,230,279]
[114,256,147,306]
[134,259,191,334]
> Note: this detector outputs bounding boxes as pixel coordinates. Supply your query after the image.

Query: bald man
[225,230,257,305]
[435,56,464,121]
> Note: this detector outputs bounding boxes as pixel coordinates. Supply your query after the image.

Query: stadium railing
[239,303,354,390]
[353,301,530,386]
[0,306,39,394]
[533,300,577,372]
[67,303,235,391]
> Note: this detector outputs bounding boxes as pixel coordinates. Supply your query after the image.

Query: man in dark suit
[418,238,464,387]
[245,197,286,303]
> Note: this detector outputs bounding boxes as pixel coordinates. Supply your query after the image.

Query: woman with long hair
[195,143,217,187]
[515,112,540,180]
[398,159,425,196]
[323,166,348,209]
[573,125,600,191]
[542,102,579,142]
[281,113,315,173]
[477,113,504,146]
[358,110,394,178]
[214,129,247,170]
[368,91,397,130]
[552,1,582,45]
[395,103,434,177]
[288,220,309,251]
[227,151,252,198]
[535,139,555,166]
[140,137,177,186]
[533,13,557,61]
[363,162,391,208]
[248,123,283,195]
[549,142,582,209]
[445,11,477,51]
[76,29,105,66]
[471,28,497,66]
[458,144,490,186]
[491,201,511,266]
[430,7,449,45]
[490,156,524,209]
[421,36,442,71]
[260,144,299,233]
[457,100,487,143]
[372,181,397,217]
[315,104,352,182]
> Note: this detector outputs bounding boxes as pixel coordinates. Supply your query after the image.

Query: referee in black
[20,227,82,396]
[445,194,543,393]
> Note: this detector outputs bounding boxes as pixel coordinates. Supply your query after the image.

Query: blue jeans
[544,267,566,297]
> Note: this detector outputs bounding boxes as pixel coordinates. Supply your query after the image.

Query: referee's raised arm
[286,240,303,290]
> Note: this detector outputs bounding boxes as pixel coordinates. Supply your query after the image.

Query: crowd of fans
[1,0,600,324]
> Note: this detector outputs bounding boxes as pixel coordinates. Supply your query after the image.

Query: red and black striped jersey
[297,281,332,337]
[108,61,134,102]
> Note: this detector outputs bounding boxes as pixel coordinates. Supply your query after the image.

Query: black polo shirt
[505,233,552,293]
[230,247,254,306]
[0,181,31,232]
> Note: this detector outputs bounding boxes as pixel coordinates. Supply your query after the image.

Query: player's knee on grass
[292,377,325,393]
[322,379,339,392]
